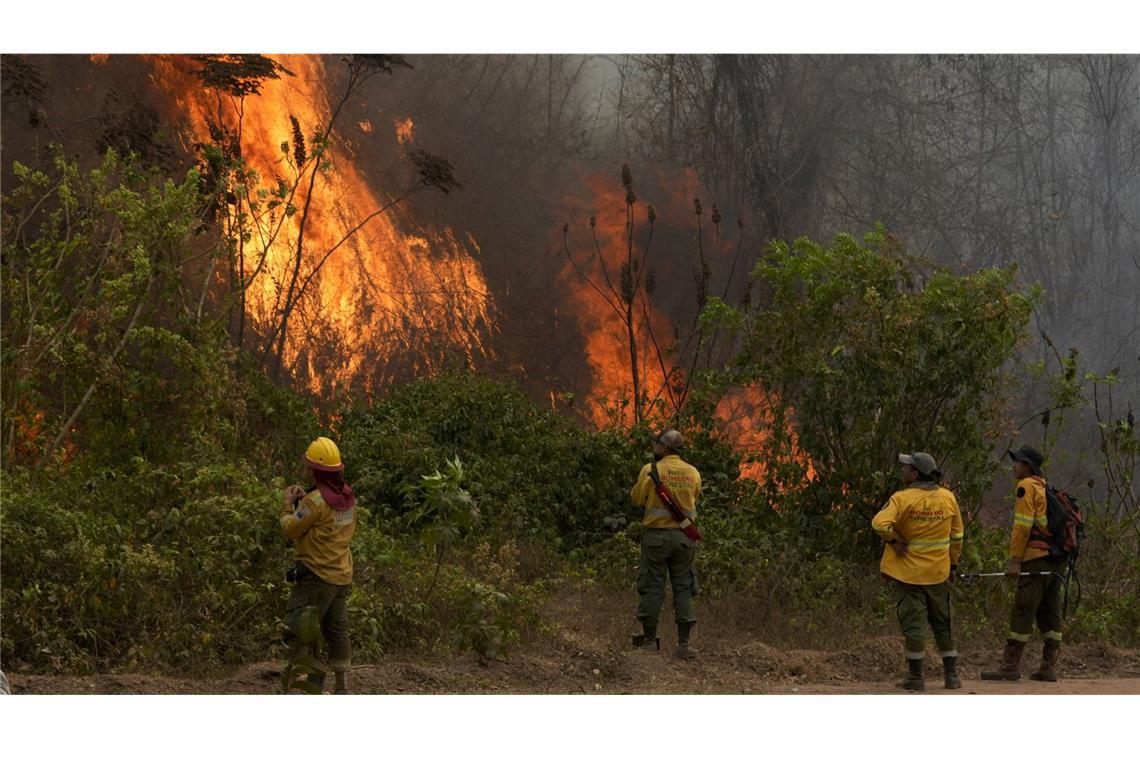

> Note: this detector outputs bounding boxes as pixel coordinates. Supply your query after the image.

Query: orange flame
[11,406,45,463]
[152,55,493,394]
[558,171,680,426]
[559,168,817,485]
[558,167,738,427]
[395,117,414,145]
[715,387,815,483]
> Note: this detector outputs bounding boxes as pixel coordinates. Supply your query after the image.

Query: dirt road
[10,640,1140,695]
[9,586,1140,695]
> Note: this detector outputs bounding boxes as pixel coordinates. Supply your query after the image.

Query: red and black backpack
[1028,479,1085,561]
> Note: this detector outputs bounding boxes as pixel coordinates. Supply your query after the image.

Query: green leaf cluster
[723,226,1037,553]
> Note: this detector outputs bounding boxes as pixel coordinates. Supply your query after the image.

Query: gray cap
[899,452,940,477]
[657,429,684,451]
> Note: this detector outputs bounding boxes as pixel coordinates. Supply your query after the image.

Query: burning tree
[561,163,658,425]
[560,163,748,429]
[182,53,491,394]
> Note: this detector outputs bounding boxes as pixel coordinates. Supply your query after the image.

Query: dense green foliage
[0,443,549,671]
[702,227,1038,561]
[340,372,639,548]
[1,149,321,473]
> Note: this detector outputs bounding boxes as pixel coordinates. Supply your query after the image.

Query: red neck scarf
[313,469,356,511]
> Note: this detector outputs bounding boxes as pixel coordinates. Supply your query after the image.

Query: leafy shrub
[449,581,517,662]
[707,226,1038,559]
[340,371,731,548]
[0,461,286,671]
[1,454,553,673]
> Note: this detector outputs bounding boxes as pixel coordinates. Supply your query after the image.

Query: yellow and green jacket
[280,488,357,585]
[1009,476,1050,562]
[872,482,964,585]
[631,454,701,529]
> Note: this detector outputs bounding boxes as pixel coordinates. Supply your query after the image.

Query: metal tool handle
[959,571,1054,578]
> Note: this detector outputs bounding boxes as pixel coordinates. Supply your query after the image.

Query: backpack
[1037,485,1085,561]
[1026,479,1085,615]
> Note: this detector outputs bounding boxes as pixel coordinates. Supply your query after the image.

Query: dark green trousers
[636,528,697,628]
[894,579,955,658]
[1009,557,1066,643]
[283,577,352,671]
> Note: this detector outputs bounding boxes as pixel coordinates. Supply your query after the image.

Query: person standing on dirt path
[630,429,702,660]
[280,436,358,694]
[981,444,1066,683]
[872,452,964,692]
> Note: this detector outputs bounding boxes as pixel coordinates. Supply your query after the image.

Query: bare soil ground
[9,585,1140,695]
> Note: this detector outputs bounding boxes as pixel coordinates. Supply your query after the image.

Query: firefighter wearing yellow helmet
[280,436,358,694]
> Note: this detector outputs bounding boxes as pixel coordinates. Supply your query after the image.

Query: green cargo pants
[283,575,352,671]
[894,580,955,659]
[636,528,697,629]
[1008,557,1066,644]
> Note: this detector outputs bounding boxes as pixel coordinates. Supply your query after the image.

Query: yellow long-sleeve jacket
[872,482,964,585]
[280,488,357,585]
[1009,476,1050,562]
[631,454,701,529]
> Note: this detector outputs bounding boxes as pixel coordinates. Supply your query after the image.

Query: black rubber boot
[942,656,961,689]
[981,641,1025,681]
[634,623,659,652]
[1029,641,1060,682]
[334,670,349,694]
[897,657,925,691]
[674,621,699,660]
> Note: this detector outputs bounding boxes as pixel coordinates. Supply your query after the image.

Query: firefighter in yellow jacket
[872,452,964,691]
[981,444,1066,682]
[280,436,358,694]
[630,429,701,659]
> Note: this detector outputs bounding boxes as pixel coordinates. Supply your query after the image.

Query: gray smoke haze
[591,55,1140,491]
[390,55,1138,453]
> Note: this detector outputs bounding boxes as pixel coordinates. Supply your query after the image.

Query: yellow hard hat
[303,436,344,472]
